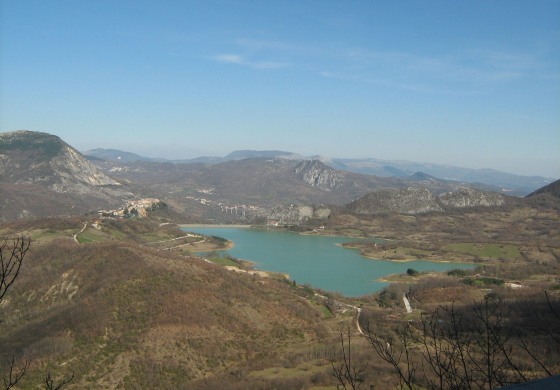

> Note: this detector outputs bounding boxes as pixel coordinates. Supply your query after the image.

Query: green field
[444,243,521,259]
[207,256,240,267]
[76,234,101,243]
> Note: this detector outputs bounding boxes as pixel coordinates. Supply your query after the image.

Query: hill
[327,157,554,196]
[84,148,554,196]
[527,178,560,199]
[92,157,484,224]
[0,131,133,220]
[1,131,539,226]
[347,187,507,216]
[0,218,337,388]
[1,209,559,388]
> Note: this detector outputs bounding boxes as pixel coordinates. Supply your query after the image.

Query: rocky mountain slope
[347,186,507,215]
[93,156,470,223]
[85,148,555,195]
[0,131,132,220]
[1,131,524,223]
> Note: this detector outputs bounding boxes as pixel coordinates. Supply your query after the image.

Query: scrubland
[1,193,559,389]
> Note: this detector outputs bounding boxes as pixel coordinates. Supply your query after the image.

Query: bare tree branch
[44,371,74,390]
[330,328,366,390]
[2,357,29,390]
[0,237,30,304]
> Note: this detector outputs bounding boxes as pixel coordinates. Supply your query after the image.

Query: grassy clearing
[207,257,239,267]
[248,360,329,380]
[354,244,436,261]
[139,232,176,242]
[107,229,127,240]
[76,227,109,243]
[319,305,333,318]
[76,234,99,243]
[444,243,521,259]
[26,228,74,242]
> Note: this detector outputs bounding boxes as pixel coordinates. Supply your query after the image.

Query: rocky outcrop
[294,160,343,191]
[347,186,506,215]
[0,130,132,219]
[438,187,505,208]
[348,187,443,215]
[265,204,331,224]
[0,130,120,193]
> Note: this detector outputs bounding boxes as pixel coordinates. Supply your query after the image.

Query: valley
[1,130,559,389]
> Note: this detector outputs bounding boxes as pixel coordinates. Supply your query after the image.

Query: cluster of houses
[185,193,260,219]
[98,198,164,219]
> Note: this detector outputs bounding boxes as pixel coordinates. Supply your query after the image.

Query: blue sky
[1,0,559,177]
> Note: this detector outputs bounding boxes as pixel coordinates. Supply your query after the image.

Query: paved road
[403,294,412,314]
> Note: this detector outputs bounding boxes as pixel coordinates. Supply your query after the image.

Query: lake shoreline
[181,225,475,296]
[180,223,253,229]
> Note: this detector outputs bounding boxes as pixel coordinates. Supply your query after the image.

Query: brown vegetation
[0,220,347,388]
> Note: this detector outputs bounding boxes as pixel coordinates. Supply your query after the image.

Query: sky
[1,0,559,178]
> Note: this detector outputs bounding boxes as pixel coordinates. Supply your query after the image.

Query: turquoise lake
[183,227,475,297]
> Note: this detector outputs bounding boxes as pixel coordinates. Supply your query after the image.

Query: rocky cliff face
[348,186,507,215]
[439,188,505,208]
[0,130,120,193]
[294,160,344,191]
[0,130,131,220]
[264,204,331,224]
[348,187,444,215]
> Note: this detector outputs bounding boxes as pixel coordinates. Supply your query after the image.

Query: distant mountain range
[1,130,557,222]
[89,151,519,222]
[84,148,554,196]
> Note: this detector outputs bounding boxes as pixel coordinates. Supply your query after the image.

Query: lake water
[183,227,475,297]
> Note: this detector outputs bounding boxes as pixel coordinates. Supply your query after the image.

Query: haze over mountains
[0,130,556,222]
[2,131,560,388]
[85,147,554,196]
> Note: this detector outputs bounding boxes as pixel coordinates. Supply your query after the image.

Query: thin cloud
[212,54,288,70]
[212,37,555,92]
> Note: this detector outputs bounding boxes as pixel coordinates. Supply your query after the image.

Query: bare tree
[1,237,30,389]
[330,328,367,390]
[0,237,30,318]
[44,371,75,390]
[366,322,418,390]
[2,357,29,390]
[1,237,73,390]
[361,297,559,389]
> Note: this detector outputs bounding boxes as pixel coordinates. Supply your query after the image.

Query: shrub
[406,268,419,276]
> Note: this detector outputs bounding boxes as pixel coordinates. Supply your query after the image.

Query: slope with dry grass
[0,218,343,389]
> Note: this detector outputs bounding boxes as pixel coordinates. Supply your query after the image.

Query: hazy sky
[1,1,559,177]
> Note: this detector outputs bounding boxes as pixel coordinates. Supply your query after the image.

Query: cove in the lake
[183,227,475,297]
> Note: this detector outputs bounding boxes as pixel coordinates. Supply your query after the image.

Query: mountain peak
[1,130,130,219]
[294,159,344,191]
[1,130,120,188]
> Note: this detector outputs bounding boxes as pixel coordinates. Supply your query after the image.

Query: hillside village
[98,198,164,219]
